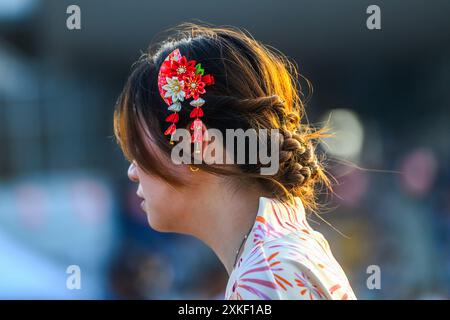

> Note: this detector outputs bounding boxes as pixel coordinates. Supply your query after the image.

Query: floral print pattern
[225,197,357,300]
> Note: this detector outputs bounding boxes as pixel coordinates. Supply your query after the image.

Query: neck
[189,187,262,275]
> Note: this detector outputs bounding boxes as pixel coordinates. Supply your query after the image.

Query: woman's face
[127,155,217,235]
[127,160,188,232]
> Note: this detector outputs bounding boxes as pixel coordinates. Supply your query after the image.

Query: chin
[144,208,172,233]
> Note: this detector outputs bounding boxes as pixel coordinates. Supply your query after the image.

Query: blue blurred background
[0,0,449,299]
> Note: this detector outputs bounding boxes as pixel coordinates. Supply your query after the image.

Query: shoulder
[227,239,326,300]
[227,234,356,300]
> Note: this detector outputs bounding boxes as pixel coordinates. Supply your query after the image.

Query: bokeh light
[319,109,364,160]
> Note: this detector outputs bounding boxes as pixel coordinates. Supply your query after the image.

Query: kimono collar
[235,196,309,268]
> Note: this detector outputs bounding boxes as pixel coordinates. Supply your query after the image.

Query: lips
[136,190,145,211]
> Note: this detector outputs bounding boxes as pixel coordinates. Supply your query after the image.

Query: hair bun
[277,129,319,189]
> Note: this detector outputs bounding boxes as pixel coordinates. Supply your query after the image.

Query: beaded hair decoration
[157,48,215,153]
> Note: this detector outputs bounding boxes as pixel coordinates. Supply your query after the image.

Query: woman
[114,23,356,300]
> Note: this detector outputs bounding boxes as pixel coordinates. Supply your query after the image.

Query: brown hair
[114,22,333,213]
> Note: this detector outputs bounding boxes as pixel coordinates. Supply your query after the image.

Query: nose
[127,161,139,183]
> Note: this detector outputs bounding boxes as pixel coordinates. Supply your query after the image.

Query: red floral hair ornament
[157,48,215,154]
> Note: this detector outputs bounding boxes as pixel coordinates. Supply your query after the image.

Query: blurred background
[0,0,449,299]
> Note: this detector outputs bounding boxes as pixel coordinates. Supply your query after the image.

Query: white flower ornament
[162,76,185,103]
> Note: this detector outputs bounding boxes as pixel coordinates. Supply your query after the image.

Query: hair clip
[157,48,215,153]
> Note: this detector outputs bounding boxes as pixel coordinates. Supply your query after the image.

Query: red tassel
[191,118,204,154]
[164,123,176,135]
[165,112,179,123]
[189,107,204,118]
[190,119,203,142]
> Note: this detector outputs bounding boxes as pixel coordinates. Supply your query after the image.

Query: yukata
[225,197,357,300]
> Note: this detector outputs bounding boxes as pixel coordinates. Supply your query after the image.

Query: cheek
[138,170,190,231]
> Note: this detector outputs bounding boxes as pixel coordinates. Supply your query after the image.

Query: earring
[189,165,199,172]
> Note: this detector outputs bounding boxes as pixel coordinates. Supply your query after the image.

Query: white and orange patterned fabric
[225,197,357,300]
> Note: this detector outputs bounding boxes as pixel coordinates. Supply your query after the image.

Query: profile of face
[128,161,173,231]
[126,150,221,235]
